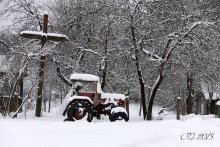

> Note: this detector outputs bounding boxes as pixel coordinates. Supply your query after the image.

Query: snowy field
[1,105,220,147]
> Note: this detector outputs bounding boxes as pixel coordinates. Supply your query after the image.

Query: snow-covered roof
[70,73,100,82]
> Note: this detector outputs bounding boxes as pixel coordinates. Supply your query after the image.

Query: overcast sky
[0,0,49,31]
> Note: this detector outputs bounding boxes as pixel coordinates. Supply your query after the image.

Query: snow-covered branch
[142,48,164,62]
[0,39,10,48]
[56,67,72,87]
[188,21,215,30]
[83,49,101,56]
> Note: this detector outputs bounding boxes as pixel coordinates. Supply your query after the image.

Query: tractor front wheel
[109,107,129,122]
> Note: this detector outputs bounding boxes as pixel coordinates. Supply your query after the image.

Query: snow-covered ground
[1,104,220,147]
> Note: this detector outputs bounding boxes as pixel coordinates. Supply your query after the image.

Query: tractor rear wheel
[67,101,93,122]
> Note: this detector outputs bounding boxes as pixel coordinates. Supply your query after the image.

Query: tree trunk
[209,92,216,114]
[186,72,194,114]
[60,82,63,104]
[19,78,24,112]
[101,22,110,91]
[48,95,51,113]
[48,85,52,113]
[147,69,164,120]
[43,98,47,112]
[210,100,216,114]
[139,73,147,119]
[146,39,172,120]
[101,63,107,90]
[131,26,147,119]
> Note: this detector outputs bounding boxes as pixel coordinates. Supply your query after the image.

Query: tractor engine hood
[100,92,126,100]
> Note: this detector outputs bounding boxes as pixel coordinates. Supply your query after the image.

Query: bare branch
[11,81,36,118]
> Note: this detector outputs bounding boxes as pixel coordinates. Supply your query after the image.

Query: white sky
[0,0,12,31]
[0,0,50,31]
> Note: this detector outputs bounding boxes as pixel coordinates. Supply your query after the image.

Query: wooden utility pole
[176,97,181,120]
[20,14,68,117]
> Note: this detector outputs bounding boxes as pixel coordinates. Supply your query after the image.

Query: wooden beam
[20,31,68,42]
[20,32,42,40]
[43,14,48,33]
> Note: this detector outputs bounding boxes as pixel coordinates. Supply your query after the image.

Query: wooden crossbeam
[20,31,68,42]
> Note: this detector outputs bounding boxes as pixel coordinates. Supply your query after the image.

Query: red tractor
[63,73,129,122]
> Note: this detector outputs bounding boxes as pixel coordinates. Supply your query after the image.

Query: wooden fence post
[125,97,129,120]
[10,94,18,117]
[176,97,181,120]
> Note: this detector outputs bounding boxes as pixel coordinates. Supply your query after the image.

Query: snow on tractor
[62,73,129,122]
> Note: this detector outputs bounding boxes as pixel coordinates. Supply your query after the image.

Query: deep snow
[1,105,220,147]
